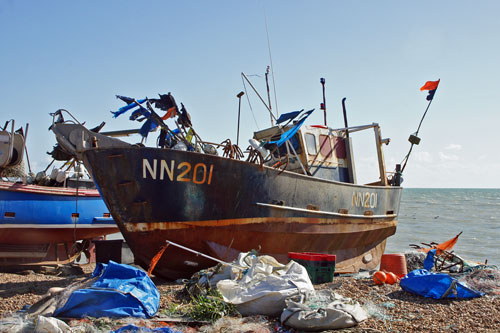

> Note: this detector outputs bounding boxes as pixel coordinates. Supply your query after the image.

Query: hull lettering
[142,159,214,185]
[352,192,378,208]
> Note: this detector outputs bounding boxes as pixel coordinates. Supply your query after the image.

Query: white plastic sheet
[35,316,71,333]
[217,253,315,317]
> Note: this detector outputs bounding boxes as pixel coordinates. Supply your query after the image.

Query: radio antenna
[264,9,279,118]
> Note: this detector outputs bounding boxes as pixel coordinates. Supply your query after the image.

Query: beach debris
[216,252,315,317]
[28,261,159,318]
[400,268,483,299]
[280,289,368,331]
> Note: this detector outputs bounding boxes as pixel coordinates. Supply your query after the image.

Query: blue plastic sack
[400,269,483,299]
[54,261,160,318]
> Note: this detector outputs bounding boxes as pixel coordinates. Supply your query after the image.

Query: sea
[385,188,500,267]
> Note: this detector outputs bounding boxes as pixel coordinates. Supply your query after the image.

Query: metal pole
[236,91,244,146]
[23,123,32,174]
[265,66,273,125]
[320,78,327,126]
[165,240,246,270]
[342,98,349,138]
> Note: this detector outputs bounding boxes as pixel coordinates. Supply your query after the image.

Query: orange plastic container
[380,253,407,278]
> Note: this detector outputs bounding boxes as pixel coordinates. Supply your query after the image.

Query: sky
[1,0,499,188]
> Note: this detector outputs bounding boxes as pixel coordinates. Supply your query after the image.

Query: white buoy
[249,139,269,158]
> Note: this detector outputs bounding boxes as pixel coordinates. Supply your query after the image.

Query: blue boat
[0,120,118,266]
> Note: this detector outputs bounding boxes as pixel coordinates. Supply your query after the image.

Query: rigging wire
[264,8,278,117]
[241,75,260,130]
[400,93,436,173]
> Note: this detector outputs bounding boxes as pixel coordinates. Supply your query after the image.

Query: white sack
[281,289,368,331]
[217,253,314,317]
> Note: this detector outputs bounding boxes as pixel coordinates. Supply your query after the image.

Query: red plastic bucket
[380,253,407,278]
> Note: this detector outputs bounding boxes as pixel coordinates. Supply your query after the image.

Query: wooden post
[373,124,388,186]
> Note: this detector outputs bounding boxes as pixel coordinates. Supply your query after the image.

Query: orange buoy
[373,271,387,285]
[385,272,398,285]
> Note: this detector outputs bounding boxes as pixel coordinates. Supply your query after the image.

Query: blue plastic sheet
[423,249,436,270]
[113,324,181,333]
[400,269,483,299]
[111,97,147,118]
[267,109,314,147]
[54,261,160,318]
[276,110,301,124]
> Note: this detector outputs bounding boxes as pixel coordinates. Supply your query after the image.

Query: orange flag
[420,232,462,254]
[161,106,178,120]
[420,79,440,91]
[147,243,169,277]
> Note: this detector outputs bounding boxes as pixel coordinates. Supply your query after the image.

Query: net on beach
[458,265,500,296]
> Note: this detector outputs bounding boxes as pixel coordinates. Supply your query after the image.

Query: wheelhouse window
[305,133,317,155]
[270,133,302,158]
[319,135,333,157]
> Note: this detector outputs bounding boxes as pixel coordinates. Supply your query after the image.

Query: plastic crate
[288,252,336,284]
[307,266,335,284]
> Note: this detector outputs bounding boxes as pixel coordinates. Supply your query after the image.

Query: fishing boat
[51,84,403,280]
[0,120,118,266]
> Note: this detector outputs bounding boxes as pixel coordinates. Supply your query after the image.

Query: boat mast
[265,66,274,126]
[320,78,327,126]
[236,91,244,146]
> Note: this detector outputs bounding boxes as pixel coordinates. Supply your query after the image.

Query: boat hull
[0,182,118,265]
[84,147,402,279]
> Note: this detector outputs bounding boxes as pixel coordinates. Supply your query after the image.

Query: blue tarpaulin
[53,261,160,318]
[400,269,483,299]
[266,109,314,147]
[423,249,436,270]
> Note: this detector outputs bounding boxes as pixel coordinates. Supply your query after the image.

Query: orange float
[373,271,387,285]
[385,272,398,285]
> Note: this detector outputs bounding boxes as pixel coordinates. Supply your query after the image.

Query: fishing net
[404,251,426,272]
[458,265,500,296]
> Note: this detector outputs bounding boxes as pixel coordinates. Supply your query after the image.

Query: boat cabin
[254,122,389,186]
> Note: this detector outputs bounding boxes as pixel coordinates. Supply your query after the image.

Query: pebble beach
[1,263,499,332]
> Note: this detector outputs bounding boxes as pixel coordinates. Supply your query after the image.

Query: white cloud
[445,144,462,150]
[438,152,459,161]
[414,151,433,163]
